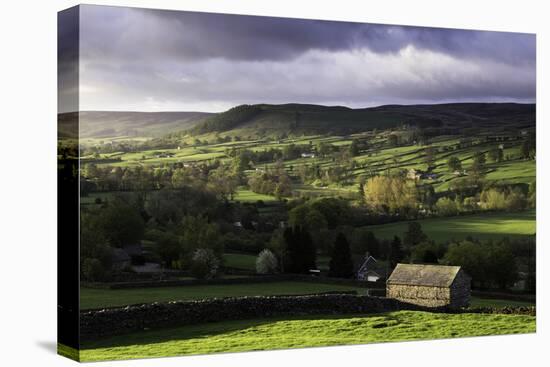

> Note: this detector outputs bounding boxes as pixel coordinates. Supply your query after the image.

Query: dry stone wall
[80,294,440,340]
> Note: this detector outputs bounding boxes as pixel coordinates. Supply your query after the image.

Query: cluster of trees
[248,163,292,199]
[442,240,520,289]
[434,183,534,217]
[389,222,534,291]
[363,175,417,215]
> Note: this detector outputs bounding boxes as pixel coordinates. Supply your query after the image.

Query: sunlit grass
[80,311,535,362]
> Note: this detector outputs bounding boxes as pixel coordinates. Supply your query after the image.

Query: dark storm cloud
[77,5,536,112]
[58,6,80,113]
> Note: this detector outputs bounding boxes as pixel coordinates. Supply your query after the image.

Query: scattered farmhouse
[154,152,175,158]
[301,152,316,158]
[356,255,387,282]
[407,168,439,181]
[386,263,471,308]
[407,168,422,180]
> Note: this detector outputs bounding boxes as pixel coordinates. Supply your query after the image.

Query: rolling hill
[186,102,535,137]
[59,103,535,141]
[59,111,214,139]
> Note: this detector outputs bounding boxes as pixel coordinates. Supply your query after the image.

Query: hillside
[59,111,214,139]
[186,103,535,137]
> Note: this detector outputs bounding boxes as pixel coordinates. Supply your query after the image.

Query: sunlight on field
[80,311,535,361]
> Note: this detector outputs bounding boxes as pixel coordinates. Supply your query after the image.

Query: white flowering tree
[256,249,278,274]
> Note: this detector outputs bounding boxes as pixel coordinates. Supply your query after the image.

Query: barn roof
[387,264,462,288]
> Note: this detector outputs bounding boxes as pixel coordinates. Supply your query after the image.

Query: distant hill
[59,103,535,140]
[187,103,535,136]
[58,111,214,139]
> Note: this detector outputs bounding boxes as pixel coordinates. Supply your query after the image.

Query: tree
[256,249,278,274]
[351,228,380,257]
[521,138,535,159]
[480,188,507,210]
[442,241,487,286]
[178,215,222,259]
[149,230,180,268]
[488,148,504,163]
[364,175,418,214]
[388,236,404,269]
[328,233,354,278]
[403,222,428,249]
[470,151,486,179]
[435,197,459,216]
[190,248,220,279]
[423,146,437,171]
[283,226,316,273]
[447,156,462,172]
[208,164,238,201]
[411,242,444,264]
[95,198,145,247]
[486,242,518,289]
[349,139,360,157]
[387,134,398,147]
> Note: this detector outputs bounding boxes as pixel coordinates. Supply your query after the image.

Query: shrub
[81,258,106,282]
[256,249,278,274]
[435,197,459,216]
[190,248,220,279]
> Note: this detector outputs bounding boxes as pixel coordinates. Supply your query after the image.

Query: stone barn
[386,264,471,308]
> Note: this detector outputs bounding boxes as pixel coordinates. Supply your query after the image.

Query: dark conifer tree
[329,233,354,278]
[389,236,404,269]
[283,226,316,274]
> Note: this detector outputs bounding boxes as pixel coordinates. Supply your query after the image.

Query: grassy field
[224,253,258,270]
[80,282,366,310]
[367,210,535,242]
[232,188,278,202]
[81,280,534,310]
[80,310,535,361]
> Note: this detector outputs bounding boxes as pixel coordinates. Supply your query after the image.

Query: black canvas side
[57,5,80,360]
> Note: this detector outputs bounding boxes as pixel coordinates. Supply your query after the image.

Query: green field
[224,253,257,270]
[80,282,366,310]
[81,280,534,310]
[232,188,278,202]
[80,310,535,361]
[368,210,535,242]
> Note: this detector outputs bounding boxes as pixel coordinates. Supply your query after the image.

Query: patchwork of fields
[82,132,536,200]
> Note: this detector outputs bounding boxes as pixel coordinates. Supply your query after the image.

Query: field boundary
[80,293,535,340]
[85,274,386,290]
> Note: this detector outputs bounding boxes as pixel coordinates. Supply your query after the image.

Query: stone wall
[79,294,439,340]
[386,284,451,307]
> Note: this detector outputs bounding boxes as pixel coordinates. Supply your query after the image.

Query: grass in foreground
[367,210,535,242]
[80,281,366,310]
[58,343,80,361]
[80,311,535,362]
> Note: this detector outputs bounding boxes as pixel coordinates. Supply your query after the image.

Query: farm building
[386,263,471,308]
[356,255,387,282]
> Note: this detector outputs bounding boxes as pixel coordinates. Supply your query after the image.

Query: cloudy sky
[60,4,536,113]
